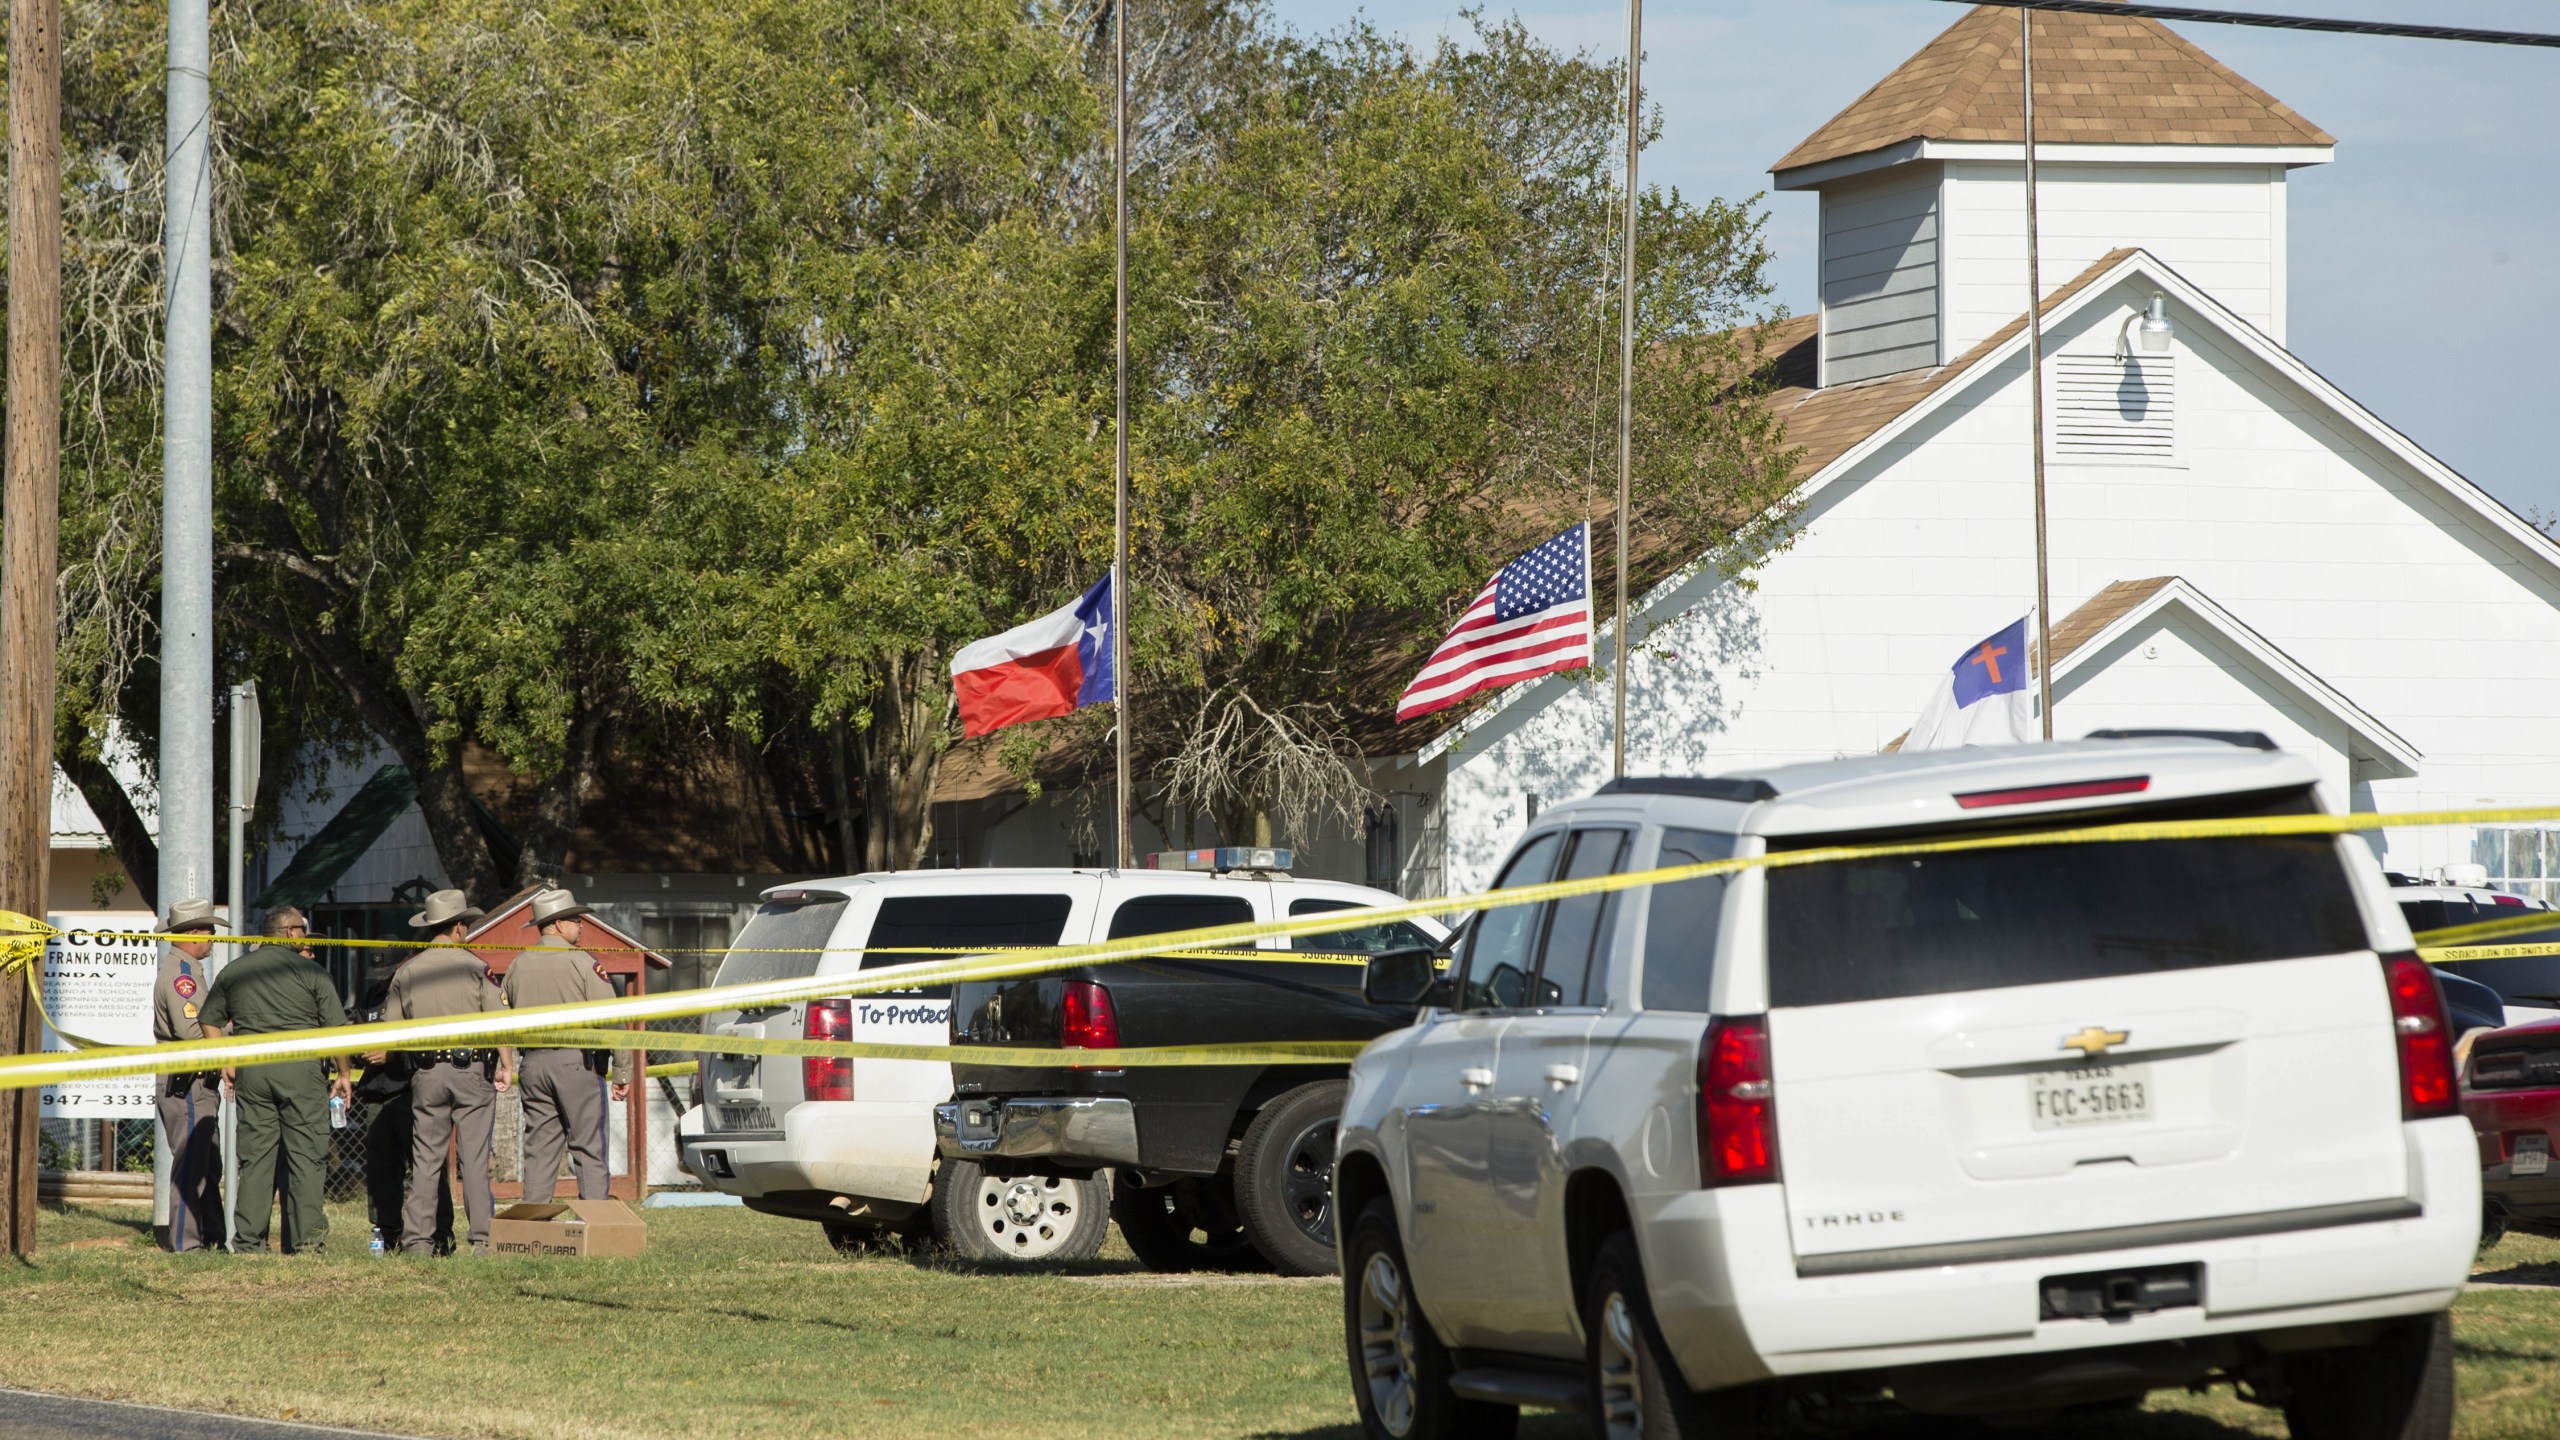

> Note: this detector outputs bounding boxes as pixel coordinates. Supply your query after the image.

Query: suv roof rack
[2083,728,2279,751]
[1596,775,1781,803]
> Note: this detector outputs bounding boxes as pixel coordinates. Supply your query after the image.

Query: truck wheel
[928,1159,1110,1265]
[2279,1311,2455,1440]
[1344,1197,1516,1440]
[1236,1079,1348,1276]
[1586,1232,1754,1439]
[1113,1176,1266,1272]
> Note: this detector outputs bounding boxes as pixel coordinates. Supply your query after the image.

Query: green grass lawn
[2,1202,2556,1439]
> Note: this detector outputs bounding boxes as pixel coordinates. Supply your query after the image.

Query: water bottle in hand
[329,1093,347,1130]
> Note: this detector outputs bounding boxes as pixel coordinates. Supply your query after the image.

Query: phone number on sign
[38,1091,154,1110]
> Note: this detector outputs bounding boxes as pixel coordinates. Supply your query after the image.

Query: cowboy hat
[408,888,486,931]
[529,888,593,927]
[160,897,219,934]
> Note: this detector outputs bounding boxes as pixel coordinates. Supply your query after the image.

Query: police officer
[383,889,512,1256]
[151,897,224,1252]
[502,889,626,1201]
[198,919,355,1253]
[356,955,450,1253]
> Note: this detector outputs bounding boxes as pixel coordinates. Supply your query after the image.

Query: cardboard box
[490,1198,648,1258]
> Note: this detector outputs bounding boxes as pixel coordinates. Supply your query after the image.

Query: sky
[1284,0,2560,524]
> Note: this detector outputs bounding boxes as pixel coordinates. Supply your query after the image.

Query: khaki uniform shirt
[385,945,508,1022]
[154,950,212,1044]
[199,943,349,1037]
[504,933,627,1078]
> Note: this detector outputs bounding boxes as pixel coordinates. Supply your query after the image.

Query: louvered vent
[2054,355,2173,461]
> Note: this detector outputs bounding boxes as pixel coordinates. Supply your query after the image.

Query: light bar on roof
[1144,848,1294,872]
[1954,776,2150,810]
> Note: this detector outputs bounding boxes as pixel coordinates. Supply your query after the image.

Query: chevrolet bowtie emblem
[2061,1026,2130,1058]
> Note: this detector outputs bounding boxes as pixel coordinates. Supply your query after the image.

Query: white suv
[679,865,1410,1263]
[1335,737,2475,1439]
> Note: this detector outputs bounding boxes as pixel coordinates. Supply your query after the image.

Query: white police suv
[679,863,1415,1263]
[1334,735,2474,1439]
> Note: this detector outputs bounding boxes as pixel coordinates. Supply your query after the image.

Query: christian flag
[1903,613,2037,750]
[950,573,1116,738]
[1396,523,1594,723]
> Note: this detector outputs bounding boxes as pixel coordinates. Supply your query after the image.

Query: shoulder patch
[594,960,608,979]
[172,975,198,999]
[486,966,503,986]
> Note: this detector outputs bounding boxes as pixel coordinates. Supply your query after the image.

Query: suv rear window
[712,896,851,986]
[1288,898,1437,955]
[862,895,1075,994]
[1108,895,1256,945]
[1765,836,2367,1008]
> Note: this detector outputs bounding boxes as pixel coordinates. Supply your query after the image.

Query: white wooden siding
[1939,161,2286,354]
[1433,271,2560,894]
[1819,166,1941,384]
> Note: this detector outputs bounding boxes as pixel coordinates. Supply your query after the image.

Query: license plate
[717,1105,776,1131]
[2515,1135,2550,1176]
[2030,1063,2152,1130]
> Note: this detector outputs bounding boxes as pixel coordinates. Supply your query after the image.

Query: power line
[1943,0,2560,48]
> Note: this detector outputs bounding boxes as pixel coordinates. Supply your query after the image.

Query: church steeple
[1772,5,2333,385]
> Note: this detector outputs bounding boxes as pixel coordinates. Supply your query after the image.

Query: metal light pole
[0,0,64,1257]
[1111,0,1134,868]
[161,0,217,913]
[1611,0,1642,780]
[2022,9,2055,739]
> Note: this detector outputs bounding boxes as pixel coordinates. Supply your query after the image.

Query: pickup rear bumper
[936,1096,1140,1167]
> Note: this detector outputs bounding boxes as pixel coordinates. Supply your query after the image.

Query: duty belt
[414,1049,492,1067]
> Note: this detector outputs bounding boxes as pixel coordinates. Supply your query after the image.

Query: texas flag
[950,573,1116,738]
[1903,613,2037,750]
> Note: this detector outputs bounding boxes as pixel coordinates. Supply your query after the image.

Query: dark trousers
[231,1061,333,1253]
[364,1088,451,1250]
[155,1079,225,1252]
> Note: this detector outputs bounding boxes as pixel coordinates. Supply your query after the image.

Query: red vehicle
[2461,1018,2560,1240]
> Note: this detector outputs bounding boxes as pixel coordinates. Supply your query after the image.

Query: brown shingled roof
[1773,5,2332,177]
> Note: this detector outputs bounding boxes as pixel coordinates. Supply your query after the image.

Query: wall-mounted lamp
[2115,292,2174,359]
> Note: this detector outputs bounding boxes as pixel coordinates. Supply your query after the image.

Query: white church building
[1387,6,2560,899]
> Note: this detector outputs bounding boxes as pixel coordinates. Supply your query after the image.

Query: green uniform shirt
[199,943,349,1038]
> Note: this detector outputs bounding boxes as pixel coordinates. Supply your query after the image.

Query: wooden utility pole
[0,0,65,1256]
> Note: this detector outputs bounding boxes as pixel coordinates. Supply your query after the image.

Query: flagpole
[1611,0,1641,781]
[1112,0,1134,867]
[2022,7,2055,740]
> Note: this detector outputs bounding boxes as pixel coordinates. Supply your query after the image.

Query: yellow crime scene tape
[534,1028,1367,1069]
[5,799,2560,1091]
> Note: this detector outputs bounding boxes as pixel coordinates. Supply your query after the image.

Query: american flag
[1396,522,1594,723]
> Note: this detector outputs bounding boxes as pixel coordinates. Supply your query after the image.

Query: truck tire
[928,1160,1111,1265]
[2280,1310,2455,1440]
[1344,1197,1516,1440]
[1236,1079,1348,1276]
[1585,1232,1756,1439]
[1113,1175,1266,1272]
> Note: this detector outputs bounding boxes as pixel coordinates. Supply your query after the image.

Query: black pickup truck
[934,864,1444,1275]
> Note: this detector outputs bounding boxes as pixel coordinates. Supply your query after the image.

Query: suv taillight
[2382,953,2458,1120]
[1699,1016,1779,1186]
[1061,981,1120,1051]
[804,998,852,1103]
